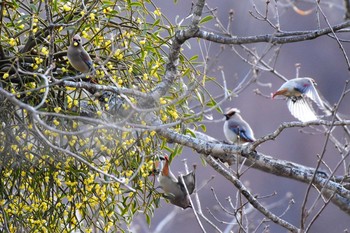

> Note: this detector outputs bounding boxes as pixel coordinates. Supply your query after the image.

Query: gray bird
[158,156,196,209]
[67,34,95,74]
[272,77,330,122]
[223,108,256,144]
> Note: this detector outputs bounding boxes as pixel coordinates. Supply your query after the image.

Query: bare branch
[205,155,299,233]
[193,21,350,45]
[251,120,350,150]
[344,0,350,19]
[157,126,350,207]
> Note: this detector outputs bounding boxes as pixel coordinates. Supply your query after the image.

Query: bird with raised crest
[223,108,256,144]
[67,34,95,74]
[272,77,330,122]
[158,156,196,209]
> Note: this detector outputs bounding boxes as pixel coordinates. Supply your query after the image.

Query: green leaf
[199,15,214,24]
[185,128,196,137]
[152,19,160,27]
[182,68,191,77]
[173,144,183,156]
[189,55,198,61]
[163,145,174,154]
[206,98,217,107]
[155,197,160,207]
[146,214,151,225]
[200,156,207,166]
[129,2,143,7]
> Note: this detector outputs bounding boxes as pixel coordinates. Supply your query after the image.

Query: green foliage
[0,0,220,232]
[0,113,161,232]
[199,15,213,25]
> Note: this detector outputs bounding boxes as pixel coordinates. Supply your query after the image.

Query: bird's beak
[272,89,288,98]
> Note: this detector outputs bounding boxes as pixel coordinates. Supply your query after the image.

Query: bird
[223,108,256,144]
[272,77,330,122]
[158,156,196,209]
[67,34,95,74]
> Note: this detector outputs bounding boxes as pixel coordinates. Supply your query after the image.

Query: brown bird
[272,77,330,122]
[223,108,256,144]
[67,34,95,74]
[158,156,196,209]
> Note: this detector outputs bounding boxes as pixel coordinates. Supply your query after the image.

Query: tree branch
[157,126,350,213]
[148,0,205,101]
[344,0,350,19]
[251,120,350,150]
[205,155,299,233]
[193,20,350,45]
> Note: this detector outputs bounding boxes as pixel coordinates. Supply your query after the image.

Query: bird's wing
[177,177,187,194]
[287,97,318,122]
[181,167,196,194]
[228,122,254,142]
[304,83,330,115]
[163,193,176,199]
[80,50,94,70]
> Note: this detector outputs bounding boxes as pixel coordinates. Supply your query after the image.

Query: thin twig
[205,155,299,233]
[179,175,206,233]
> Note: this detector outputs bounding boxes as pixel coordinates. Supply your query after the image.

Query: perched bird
[223,108,256,144]
[67,34,95,74]
[272,77,330,122]
[158,156,196,209]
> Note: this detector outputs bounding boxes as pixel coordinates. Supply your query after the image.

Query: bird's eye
[73,39,80,46]
[228,111,236,117]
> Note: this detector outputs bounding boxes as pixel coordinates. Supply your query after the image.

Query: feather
[304,81,331,116]
[287,98,317,122]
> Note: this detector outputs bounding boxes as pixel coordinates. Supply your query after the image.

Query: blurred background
[134,0,350,232]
